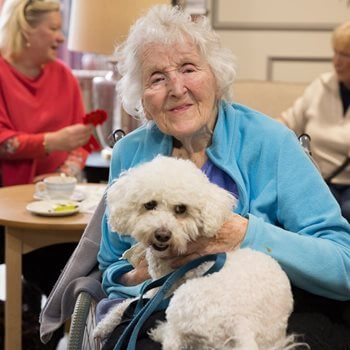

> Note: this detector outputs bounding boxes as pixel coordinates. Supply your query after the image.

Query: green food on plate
[53,203,78,212]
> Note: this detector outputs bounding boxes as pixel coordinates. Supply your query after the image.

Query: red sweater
[0,57,86,185]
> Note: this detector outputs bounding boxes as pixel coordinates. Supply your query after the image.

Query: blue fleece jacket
[98,101,350,301]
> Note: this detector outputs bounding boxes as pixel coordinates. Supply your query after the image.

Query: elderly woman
[280,21,350,222]
[98,5,350,348]
[0,0,92,347]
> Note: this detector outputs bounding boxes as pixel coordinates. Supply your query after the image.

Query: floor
[0,264,67,350]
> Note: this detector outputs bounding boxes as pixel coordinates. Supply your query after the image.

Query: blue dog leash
[133,251,227,315]
[113,252,227,350]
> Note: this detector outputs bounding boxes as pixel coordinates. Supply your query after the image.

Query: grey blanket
[39,196,107,343]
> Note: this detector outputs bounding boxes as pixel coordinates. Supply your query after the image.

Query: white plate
[33,189,85,202]
[26,200,80,217]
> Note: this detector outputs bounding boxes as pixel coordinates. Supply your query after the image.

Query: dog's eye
[174,204,187,214]
[144,200,157,210]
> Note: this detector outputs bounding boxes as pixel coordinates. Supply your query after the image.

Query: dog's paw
[150,321,185,350]
[92,307,126,339]
[93,298,136,340]
[93,320,114,340]
[148,321,166,343]
[93,310,126,339]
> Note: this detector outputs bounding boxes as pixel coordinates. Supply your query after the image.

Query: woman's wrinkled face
[26,11,64,64]
[141,39,219,139]
[333,41,350,86]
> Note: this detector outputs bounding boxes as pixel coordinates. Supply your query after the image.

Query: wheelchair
[40,130,128,350]
[39,197,106,350]
[68,291,100,350]
[39,133,350,350]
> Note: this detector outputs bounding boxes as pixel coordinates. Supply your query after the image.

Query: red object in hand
[83,135,101,153]
[83,109,108,126]
[83,109,108,152]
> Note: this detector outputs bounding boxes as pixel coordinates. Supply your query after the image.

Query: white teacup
[35,175,77,199]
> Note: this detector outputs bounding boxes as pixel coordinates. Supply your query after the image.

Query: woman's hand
[44,124,93,152]
[118,256,151,286]
[33,172,60,183]
[118,214,248,284]
[168,213,248,268]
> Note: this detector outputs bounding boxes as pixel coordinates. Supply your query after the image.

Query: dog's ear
[200,184,237,237]
[107,175,134,234]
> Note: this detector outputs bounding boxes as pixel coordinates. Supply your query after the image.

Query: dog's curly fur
[94,156,304,349]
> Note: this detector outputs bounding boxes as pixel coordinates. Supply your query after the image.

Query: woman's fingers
[167,214,248,269]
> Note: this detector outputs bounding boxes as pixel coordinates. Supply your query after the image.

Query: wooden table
[0,184,103,350]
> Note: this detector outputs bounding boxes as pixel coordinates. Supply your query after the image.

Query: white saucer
[26,200,80,217]
[33,190,85,202]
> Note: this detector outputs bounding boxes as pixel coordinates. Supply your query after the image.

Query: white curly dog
[94,156,303,350]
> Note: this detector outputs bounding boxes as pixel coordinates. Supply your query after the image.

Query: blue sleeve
[242,131,350,300]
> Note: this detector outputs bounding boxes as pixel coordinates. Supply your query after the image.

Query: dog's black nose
[154,228,171,242]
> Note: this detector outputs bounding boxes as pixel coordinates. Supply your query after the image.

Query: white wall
[209,0,350,82]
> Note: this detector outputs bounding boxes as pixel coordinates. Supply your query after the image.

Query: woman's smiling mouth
[169,104,192,113]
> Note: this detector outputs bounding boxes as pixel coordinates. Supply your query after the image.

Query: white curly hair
[114,5,236,121]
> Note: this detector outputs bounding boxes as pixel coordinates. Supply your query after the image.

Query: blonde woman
[0,0,93,186]
[0,1,92,347]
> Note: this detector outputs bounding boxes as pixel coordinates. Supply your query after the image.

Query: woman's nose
[57,31,65,44]
[168,73,187,97]
[333,54,344,69]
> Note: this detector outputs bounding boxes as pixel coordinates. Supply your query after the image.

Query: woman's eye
[174,204,187,214]
[150,75,165,85]
[144,200,157,210]
[182,65,196,74]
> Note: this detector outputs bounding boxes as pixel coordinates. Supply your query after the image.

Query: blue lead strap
[113,252,227,350]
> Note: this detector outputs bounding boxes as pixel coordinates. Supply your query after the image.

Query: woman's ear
[141,100,153,121]
[214,82,222,101]
[21,30,30,45]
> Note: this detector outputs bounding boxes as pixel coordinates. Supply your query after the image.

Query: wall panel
[210,0,350,82]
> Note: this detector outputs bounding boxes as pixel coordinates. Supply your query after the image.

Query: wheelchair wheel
[68,291,101,350]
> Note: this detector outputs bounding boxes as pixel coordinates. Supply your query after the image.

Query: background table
[0,184,104,350]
